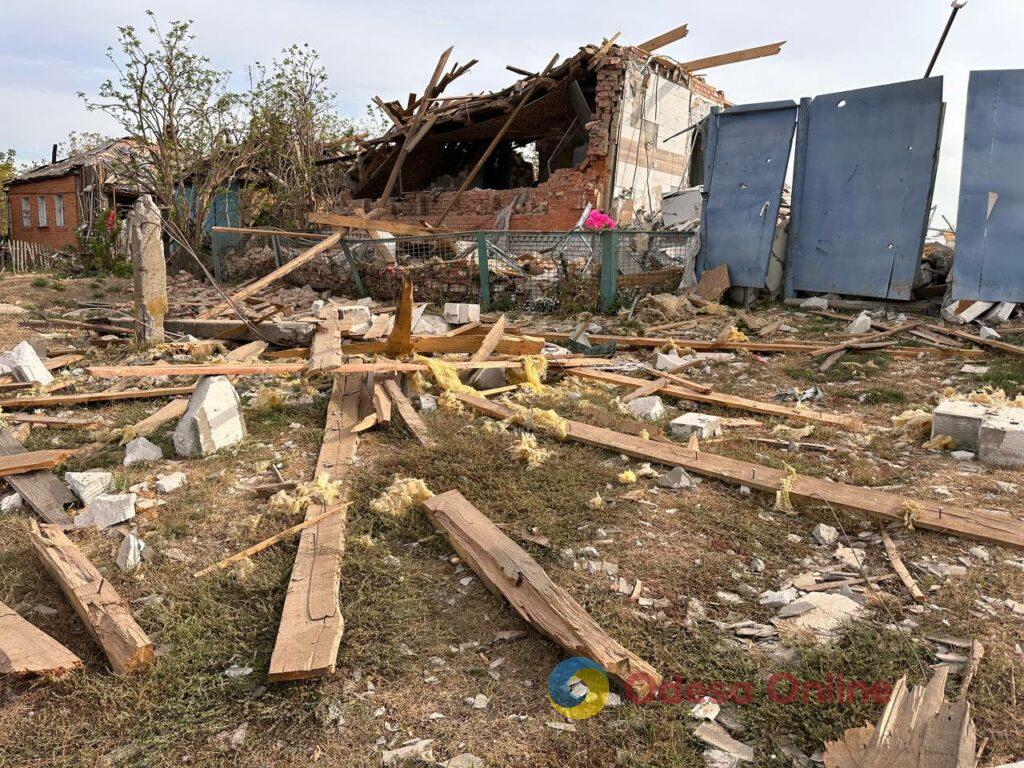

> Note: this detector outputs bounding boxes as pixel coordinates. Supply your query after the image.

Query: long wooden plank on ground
[268,374,361,681]
[331,357,608,375]
[0,386,196,410]
[0,449,75,477]
[7,414,103,430]
[0,600,82,677]
[382,379,436,448]
[86,363,305,378]
[28,522,154,674]
[341,331,543,357]
[927,323,1024,358]
[466,314,508,385]
[451,393,1024,550]
[810,323,921,358]
[561,367,861,431]
[199,231,342,319]
[372,382,392,425]
[424,490,661,691]
[0,430,75,524]
[308,307,346,374]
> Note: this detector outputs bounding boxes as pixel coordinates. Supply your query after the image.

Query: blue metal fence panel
[698,101,797,289]
[786,78,944,299]
[952,70,1024,302]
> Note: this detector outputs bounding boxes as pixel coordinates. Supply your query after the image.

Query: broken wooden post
[127,195,168,344]
[423,490,661,691]
[28,521,154,674]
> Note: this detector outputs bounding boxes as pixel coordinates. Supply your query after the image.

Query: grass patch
[977,357,1024,397]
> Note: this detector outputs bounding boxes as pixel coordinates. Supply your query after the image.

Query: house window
[21,198,30,228]
[55,195,65,227]
[37,196,47,227]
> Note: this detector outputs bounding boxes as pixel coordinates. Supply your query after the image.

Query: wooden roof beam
[636,23,689,53]
[682,41,785,72]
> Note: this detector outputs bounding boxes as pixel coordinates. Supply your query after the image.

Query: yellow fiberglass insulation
[725,327,749,343]
[891,409,933,440]
[510,433,551,468]
[617,470,637,485]
[370,477,434,517]
[439,391,465,412]
[774,463,798,514]
[506,404,569,440]
[253,386,286,412]
[509,355,548,394]
[413,355,476,395]
[587,493,604,509]
[270,474,345,514]
[922,434,955,451]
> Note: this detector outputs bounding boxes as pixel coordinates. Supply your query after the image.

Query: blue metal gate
[698,101,797,289]
[952,70,1024,302]
[786,78,944,299]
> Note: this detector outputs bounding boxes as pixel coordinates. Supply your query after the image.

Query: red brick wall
[6,175,79,250]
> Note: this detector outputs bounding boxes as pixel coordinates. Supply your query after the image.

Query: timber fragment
[0,600,82,677]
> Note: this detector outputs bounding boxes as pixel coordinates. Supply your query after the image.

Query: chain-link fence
[211,228,698,313]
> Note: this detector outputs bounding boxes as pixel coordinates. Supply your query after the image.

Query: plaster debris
[0,492,23,513]
[670,413,722,440]
[0,340,53,385]
[173,376,247,456]
[626,395,666,420]
[74,493,137,529]
[65,471,114,505]
[116,534,146,572]
[124,436,163,466]
[155,471,187,493]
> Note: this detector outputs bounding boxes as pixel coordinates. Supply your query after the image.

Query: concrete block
[657,466,694,489]
[74,493,137,529]
[649,351,684,371]
[471,367,507,391]
[442,303,480,325]
[124,436,163,466]
[155,471,187,493]
[116,534,146,572]
[65,471,114,505]
[339,305,372,335]
[414,314,450,335]
[626,396,665,421]
[846,311,872,335]
[931,399,989,451]
[0,340,53,385]
[0,492,23,513]
[670,413,722,439]
[979,407,1024,468]
[173,376,247,457]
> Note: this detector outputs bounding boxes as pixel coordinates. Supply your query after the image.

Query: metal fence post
[477,231,490,310]
[599,229,617,313]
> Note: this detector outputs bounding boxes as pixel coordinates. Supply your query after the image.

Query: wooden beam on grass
[0,429,75,524]
[636,24,689,53]
[268,374,361,682]
[29,522,154,674]
[560,367,860,432]
[451,393,1024,550]
[424,490,661,691]
[879,529,925,602]
[0,600,82,677]
[331,358,608,375]
[0,449,75,477]
[682,41,785,72]
[198,231,341,319]
[465,314,507,385]
[372,382,392,426]
[810,323,922,358]
[7,414,104,430]
[0,386,196,411]
[86,362,305,378]
[382,379,435,447]
[621,378,667,403]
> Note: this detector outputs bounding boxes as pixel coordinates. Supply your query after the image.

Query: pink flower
[584,209,616,230]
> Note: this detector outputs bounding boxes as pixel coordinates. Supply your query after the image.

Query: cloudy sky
[3,0,1020,223]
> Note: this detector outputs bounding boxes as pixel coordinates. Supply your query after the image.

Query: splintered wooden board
[452,393,1024,550]
[0,430,74,524]
[0,600,82,677]
[268,374,361,681]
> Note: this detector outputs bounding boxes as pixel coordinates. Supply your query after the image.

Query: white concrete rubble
[811,523,839,546]
[414,314,451,335]
[116,534,146,572]
[626,396,666,421]
[74,493,137,529]
[471,366,507,390]
[0,492,23,513]
[670,413,722,439]
[799,296,829,309]
[65,471,114,505]
[979,407,1024,468]
[418,394,437,413]
[124,436,163,466]
[155,471,187,493]
[846,311,872,334]
[658,466,694,489]
[442,303,480,324]
[338,305,372,334]
[649,351,685,371]
[931,399,989,451]
[173,376,247,457]
[775,592,866,642]
[0,340,53,385]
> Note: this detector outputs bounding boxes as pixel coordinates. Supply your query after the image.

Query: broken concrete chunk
[155,472,187,494]
[0,340,53,385]
[931,399,989,451]
[649,351,685,371]
[658,466,694,489]
[626,395,665,421]
[382,739,435,766]
[124,436,163,466]
[0,492,23,513]
[811,523,839,546]
[694,721,754,763]
[472,366,507,390]
[670,413,722,440]
[979,407,1024,468]
[173,376,247,457]
[961,364,989,375]
[413,314,450,336]
[74,493,137,529]
[846,311,872,334]
[116,534,146,572]
[758,587,798,609]
[774,592,865,642]
[799,296,829,310]
[418,394,437,413]
[65,471,114,505]
[442,303,481,325]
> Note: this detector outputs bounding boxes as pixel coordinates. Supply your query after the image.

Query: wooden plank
[636,24,689,52]
[800,574,897,592]
[29,522,154,674]
[0,449,75,477]
[210,226,329,240]
[198,231,342,319]
[466,314,507,385]
[0,430,75,525]
[382,379,436,448]
[7,414,103,430]
[693,264,730,301]
[121,399,189,443]
[372,381,392,426]
[86,363,305,378]
[307,212,440,237]
[341,331,543,357]
[879,529,925,602]
[810,323,921,358]
[308,307,345,374]
[451,393,1024,550]
[424,490,660,691]
[0,386,196,410]
[927,323,1024,358]
[648,367,711,394]
[0,600,82,677]
[561,367,861,431]
[362,313,392,340]
[682,41,785,72]
[268,374,361,681]
[385,277,415,356]
[621,378,667,403]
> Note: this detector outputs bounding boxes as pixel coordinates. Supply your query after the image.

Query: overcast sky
[3,0,1021,223]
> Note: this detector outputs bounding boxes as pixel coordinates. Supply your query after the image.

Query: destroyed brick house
[321,35,733,230]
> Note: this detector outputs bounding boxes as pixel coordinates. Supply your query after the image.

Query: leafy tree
[0,149,17,238]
